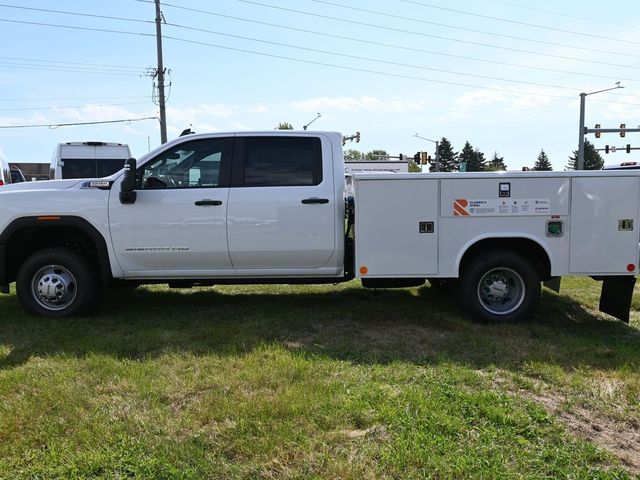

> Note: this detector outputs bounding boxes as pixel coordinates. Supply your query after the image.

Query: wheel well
[2,219,112,286]
[459,238,551,280]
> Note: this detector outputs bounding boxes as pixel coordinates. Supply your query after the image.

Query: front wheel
[458,251,540,323]
[16,247,97,317]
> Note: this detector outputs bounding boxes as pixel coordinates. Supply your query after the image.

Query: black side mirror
[119,158,138,204]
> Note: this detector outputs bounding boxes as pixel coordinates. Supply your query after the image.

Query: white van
[602,161,640,170]
[50,141,132,179]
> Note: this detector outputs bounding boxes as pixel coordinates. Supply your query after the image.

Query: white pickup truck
[0,131,637,322]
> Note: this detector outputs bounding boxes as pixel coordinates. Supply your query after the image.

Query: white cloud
[449,86,568,118]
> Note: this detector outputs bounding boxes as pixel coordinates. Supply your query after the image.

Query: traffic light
[355,131,361,143]
[627,144,632,154]
[399,154,404,161]
[620,124,626,137]
[605,145,610,154]
[414,152,420,163]
[595,124,601,138]
[420,152,428,164]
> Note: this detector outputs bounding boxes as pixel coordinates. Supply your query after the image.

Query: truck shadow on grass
[0,284,639,372]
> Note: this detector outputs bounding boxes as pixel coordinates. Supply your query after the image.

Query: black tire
[16,247,98,317]
[458,250,540,323]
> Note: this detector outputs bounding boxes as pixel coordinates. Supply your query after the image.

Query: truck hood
[0,179,83,192]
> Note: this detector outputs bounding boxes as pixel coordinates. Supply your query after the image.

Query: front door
[108,137,234,277]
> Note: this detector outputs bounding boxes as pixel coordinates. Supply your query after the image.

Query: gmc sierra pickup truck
[0,131,637,322]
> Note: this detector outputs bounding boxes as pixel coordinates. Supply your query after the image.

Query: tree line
[275,124,605,172]
[345,138,605,172]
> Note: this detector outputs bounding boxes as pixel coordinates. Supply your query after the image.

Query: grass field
[1,278,639,479]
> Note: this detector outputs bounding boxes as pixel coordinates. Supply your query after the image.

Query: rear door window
[235,137,322,187]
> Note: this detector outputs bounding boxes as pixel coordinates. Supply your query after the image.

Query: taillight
[0,180,4,186]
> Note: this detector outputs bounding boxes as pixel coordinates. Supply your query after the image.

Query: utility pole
[155,0,167,144]
[577,83,623,170]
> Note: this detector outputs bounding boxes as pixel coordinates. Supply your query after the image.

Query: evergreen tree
[567,140,604,170]
[275,122,294,130]
[467,148,486,172]
[487,151,507,171]
[533,149,553,171]
[459,141,485,172]
[430,137,458,172]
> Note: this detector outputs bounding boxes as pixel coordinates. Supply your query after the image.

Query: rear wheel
[16,247,97,317]
[459,251,540,323]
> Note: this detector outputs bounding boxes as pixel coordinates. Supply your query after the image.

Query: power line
[0,55,145,71]
[238,1,640,71]
[309,0,640,59]
[0,95,149,102]
[0,62,145,76]
[0,116,158,129]
[4,6,638,77]
[2,8,636,106]
[0,18,154,38]
[158,2,640,84]
[163,34,640,107]
[0,101,150,112]
[485,0,636,29]
[166,22,575,91]
[0,3,152,25]
[398,0,640,46]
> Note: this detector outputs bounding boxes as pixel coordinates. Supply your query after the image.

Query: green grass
[1,278,639,479]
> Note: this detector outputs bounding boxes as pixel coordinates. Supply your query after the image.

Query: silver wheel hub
[32,265,78,311]
[477,267,525,315]
[484,277,509,300]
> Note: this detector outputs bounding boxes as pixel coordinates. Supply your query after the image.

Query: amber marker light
[359,266,368,275]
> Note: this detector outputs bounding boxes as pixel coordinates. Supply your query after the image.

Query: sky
[0,0,639,171]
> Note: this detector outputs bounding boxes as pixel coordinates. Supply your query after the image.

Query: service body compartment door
[570,176,640,274]
[355,178,438,276]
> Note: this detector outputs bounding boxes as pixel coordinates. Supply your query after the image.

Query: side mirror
[119,158,138,204]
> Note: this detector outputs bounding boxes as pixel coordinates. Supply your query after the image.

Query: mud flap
[599,276,636,323]
[543,277,561,293]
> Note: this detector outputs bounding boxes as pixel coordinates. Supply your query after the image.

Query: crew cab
[0,131,637,323]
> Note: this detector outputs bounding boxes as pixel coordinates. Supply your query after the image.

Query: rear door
[226,135,336,271]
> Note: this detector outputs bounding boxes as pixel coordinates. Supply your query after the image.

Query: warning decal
[453,198,550,216]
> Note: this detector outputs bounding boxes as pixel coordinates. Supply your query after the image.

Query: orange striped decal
[453,199,470,216]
